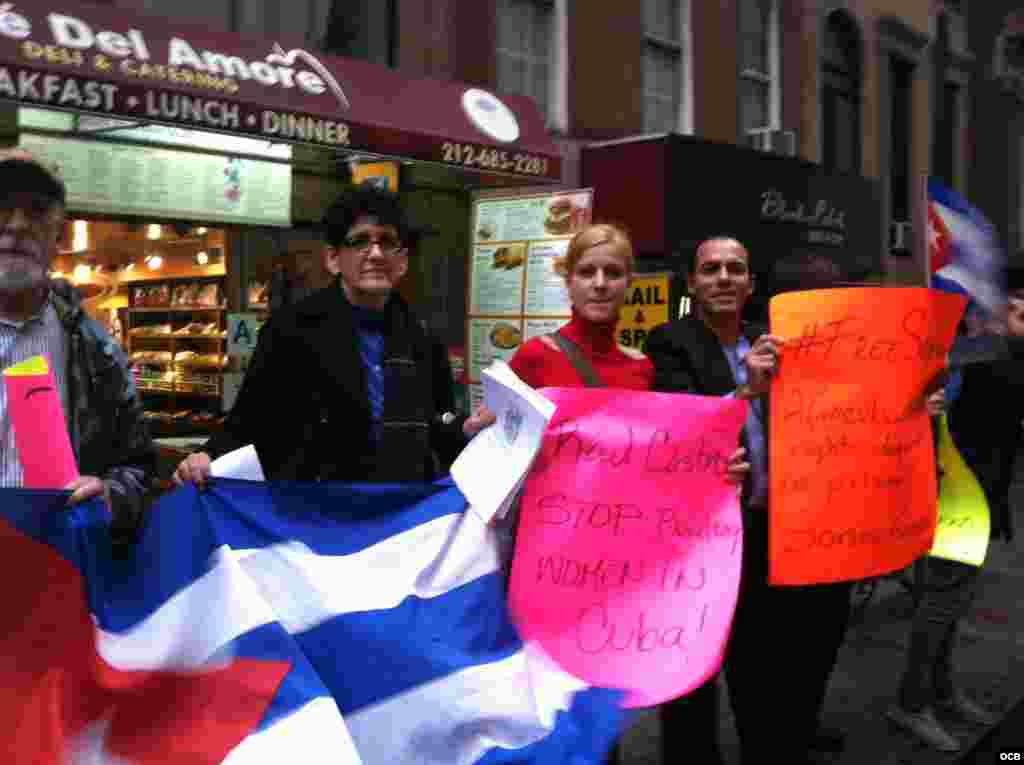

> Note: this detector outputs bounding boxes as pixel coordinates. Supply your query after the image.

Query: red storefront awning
[0,1,561,181]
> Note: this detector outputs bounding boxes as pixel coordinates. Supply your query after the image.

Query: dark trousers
[898,556,979,711]
[661,511,854,764]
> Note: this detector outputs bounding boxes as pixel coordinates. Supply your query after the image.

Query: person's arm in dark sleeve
[203,318,283,462]
[428,336,466,472]
[103,364,157,549]
[644,323,699,393]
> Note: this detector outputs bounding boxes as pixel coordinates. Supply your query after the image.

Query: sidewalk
[618,453,1024,764]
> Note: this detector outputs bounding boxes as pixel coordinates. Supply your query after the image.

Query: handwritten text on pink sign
[509,388,747,708]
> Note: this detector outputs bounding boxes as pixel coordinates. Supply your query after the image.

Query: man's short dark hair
[688,234,750,274]
[323,185,410,248]
[0,158,66,208]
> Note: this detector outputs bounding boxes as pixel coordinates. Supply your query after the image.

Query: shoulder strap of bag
[548,331,606,388]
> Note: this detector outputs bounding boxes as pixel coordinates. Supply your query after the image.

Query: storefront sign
[582,135,883,320]
[0,1,560,180]
[617,272,670,349]
[226,313,262,357]
[759,189,847,246]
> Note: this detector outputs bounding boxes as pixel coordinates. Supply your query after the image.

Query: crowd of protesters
[1,150,1021,763]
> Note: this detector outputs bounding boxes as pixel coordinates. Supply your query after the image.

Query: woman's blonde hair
[553,223,635,280]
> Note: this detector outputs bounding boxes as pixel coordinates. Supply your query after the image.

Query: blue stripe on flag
[229,623,339,730]
[928,178,994,232]
[297,573,522,714]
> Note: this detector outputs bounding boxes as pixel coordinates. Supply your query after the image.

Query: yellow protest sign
[618,273,671,350]
[930,414,991,566]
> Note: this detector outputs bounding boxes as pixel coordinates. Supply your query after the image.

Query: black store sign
[666,139,883,310]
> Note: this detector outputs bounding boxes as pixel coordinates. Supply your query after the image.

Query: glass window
[496,0,554,120]
[738,0,778,134]
[643,0,688,133]
[739,0,770,76]
[821,11,861,174]
[323,0,396,66]
[932,14,959,188]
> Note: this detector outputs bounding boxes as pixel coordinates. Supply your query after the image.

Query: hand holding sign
[509,388,747,707]
[769,288,966,585]
[2,355,78,489]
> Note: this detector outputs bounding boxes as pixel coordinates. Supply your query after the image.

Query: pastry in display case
[124,276,227,436]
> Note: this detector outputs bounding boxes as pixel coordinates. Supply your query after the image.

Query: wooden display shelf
[128,306,226,312]
[129,333,226,340]
[138,386,220,399]
[132,363,226,371]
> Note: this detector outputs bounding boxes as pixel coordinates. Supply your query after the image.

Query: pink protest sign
[3,355,78,488]
[508,388,748,708]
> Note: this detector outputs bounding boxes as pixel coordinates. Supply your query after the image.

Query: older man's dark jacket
[50,280,155,543]
[204,280,463,483]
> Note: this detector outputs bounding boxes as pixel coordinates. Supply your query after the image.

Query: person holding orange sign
[645,236,848,765]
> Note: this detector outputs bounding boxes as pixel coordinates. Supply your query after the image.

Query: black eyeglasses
[341,232,404,256]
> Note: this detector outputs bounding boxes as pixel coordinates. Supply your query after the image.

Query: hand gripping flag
[0,478,624,764]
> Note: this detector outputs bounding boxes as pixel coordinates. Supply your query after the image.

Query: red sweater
[509,312,654,390]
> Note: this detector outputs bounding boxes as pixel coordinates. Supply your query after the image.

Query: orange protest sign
[768,288,966,585]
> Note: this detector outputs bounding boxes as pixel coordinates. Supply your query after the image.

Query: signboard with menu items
[466,190,593,410]
[19,129,292,226]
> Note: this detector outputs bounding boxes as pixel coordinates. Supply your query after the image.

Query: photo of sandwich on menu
[543,196,577,235]
[492,246,525,270]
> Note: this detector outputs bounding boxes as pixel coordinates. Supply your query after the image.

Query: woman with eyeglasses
[176,185,481,487]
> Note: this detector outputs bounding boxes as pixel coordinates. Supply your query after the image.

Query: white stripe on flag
[229,510,501,633]
[96,509,500,669]
[223,698,362,764]
[96,546,276,669]
[344,643,590,765]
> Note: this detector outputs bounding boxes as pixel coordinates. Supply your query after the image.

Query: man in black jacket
[950,267,1024,541]
[176,186,469,485]
[645,236,846,765]
[0,151,154,544]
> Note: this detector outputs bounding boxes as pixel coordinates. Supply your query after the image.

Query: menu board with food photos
[466,189,593,404]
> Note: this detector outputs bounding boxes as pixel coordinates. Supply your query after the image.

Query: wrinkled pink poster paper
[509,388,747,707]
[3,355,78,488]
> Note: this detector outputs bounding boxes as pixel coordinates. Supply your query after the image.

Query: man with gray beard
[0,150,154,547]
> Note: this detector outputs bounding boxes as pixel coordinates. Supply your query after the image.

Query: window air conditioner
[746,127,797,157]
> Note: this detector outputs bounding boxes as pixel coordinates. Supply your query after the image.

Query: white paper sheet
[451,361,556,523]
[210,445,266,481]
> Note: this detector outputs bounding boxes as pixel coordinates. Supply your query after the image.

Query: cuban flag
[0,478,623,764]
[927,178,1007,336]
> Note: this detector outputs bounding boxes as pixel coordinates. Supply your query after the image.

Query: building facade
[78,0,992,291]
[970,1,1024,268]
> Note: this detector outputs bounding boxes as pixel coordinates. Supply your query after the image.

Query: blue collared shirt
[351,305,386,444]
[723,337,769,508]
